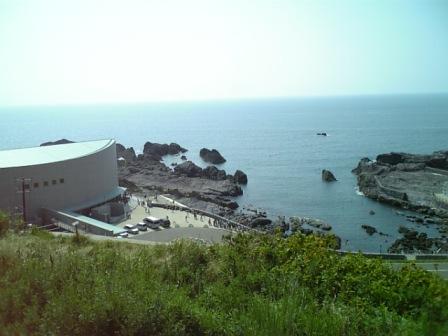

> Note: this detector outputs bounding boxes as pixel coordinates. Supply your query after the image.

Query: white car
[143,216,162,229]
[124,224,137,230]
[118,232,129,238]
[129,228,139,235]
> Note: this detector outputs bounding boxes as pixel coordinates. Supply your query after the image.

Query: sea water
[1,94,447,252]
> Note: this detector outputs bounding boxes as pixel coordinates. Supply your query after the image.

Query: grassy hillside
[0,219,447,335]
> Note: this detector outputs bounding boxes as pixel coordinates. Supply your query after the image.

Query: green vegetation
[0,218,447,335]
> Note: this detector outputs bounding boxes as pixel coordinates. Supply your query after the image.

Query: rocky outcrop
[388,226,448,254]
[116,143,137,162]
[143,142,187,161]
[180,155,187,161]
[40,139,74,146]
[317,132,327,136]
[361,224,377,236]
[322,169,337,182]
[249,217,272,228]
[353,150,448,221]
[200,148,226,164]
[173,161,203,177]
[233,170,248,184]
[118,143,244,211]
[202,166,227,180]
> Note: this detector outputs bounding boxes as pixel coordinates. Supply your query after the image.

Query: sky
[0,0,447,106]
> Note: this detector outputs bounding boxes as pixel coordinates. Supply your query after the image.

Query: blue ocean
[1,94,447,252]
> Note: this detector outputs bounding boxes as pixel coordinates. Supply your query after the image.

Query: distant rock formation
[202,166,227,180]
[143,142,187,161]
[353,150,448,220]
[322,169,337,182]
[116,143,137,162]
[173,161,203,177]
[200,148,226,164]
[361,224,377,236]
[388,226,448,254]
[40,139,74,146]
[316,132,327,136]
[233,170,248,184]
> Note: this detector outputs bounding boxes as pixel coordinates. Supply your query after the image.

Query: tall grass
[0,226,447,335]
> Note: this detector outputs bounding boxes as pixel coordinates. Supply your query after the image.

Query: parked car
[128,228,139,235]
[124,224,137,230]
[118,232,129,238]
[137,222,148,231]
[160,219,171,228]
[143,216,162,229]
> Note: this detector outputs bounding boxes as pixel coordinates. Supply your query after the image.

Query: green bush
[0,229,447,335]
[0,212,10,237]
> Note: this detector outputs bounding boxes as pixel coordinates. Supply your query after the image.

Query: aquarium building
[0,140,125,230]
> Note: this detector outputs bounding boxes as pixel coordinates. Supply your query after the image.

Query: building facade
[0,139,122,223]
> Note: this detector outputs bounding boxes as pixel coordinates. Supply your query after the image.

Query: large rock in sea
[173,161,203,177]
[361,224,377,236]
[143,142,187,161]
[233,170,248,184]
[40,139,74,146]
[322,169,337,182]
[200,148,226,164]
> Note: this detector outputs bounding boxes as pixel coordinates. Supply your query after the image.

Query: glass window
[33,182,39,188]
[59,178,65,184]
[52,180,57,185]
[44,181,49,187]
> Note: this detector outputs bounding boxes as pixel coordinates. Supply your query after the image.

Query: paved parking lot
[118,195,232,243]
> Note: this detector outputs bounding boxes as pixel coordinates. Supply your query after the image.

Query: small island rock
[322,169,337,182]
[233,170,248,184]
[40,139,74,146]
[200,148,226,164]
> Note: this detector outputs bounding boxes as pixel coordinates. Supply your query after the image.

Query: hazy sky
[0,0,447,106]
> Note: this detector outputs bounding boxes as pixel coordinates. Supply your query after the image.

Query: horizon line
[2,91,448,109]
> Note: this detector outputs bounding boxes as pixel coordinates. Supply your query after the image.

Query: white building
[0,140,126,235]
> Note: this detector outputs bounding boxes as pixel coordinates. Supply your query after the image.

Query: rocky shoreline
[117,142,246,213]
[116,141,340,246]
[353,150,448,253]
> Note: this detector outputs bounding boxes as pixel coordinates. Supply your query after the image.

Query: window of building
[33,182,39,188]
[52,179,57,185]
[24,183,30,191]
[59,178,65,184]
[44,181,49,187]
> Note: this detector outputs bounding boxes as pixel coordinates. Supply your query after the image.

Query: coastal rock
[40,139,74,146]
[249,217,272,228]
[376,153,404,165]
[233,170,248,184]
[302,217,332,231]
[388,227,437,254]
[116,143,137,162]
[200,148,226,164]
[361,224,377,236]
[143,142,187,161]
[180,155,187,160]
[173,161,203,177]
[118,142,245,211]
[353,149,448,224]
[322,169,337,182]
[316,132,327,136]
[202,166,227,180]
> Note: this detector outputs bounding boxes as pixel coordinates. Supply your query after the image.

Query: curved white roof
[0,139,115,168]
